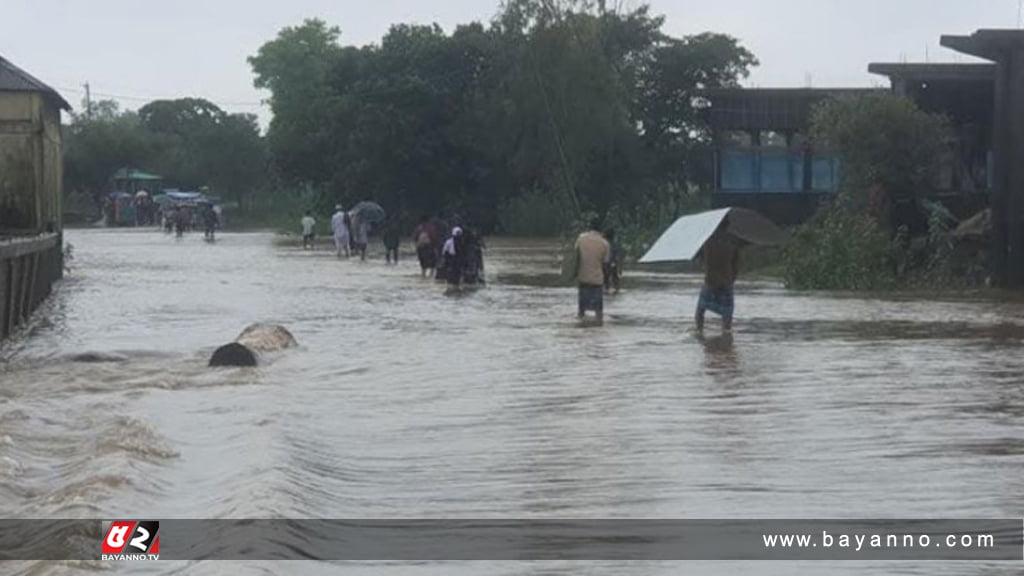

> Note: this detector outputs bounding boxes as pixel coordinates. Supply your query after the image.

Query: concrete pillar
[1008,47,1024,286]
[942,31,1024,288]
[991,60,1010,286]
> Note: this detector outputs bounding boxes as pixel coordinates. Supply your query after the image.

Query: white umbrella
[640,207,788,264]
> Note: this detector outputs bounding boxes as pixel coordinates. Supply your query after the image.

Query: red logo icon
[102,521,160,558]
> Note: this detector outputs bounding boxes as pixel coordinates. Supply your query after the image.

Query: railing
[0,232,63,340]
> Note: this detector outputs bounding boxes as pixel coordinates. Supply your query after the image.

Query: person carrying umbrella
[695,217,742,333]
[349,212,367,261]
[640,207,788,334]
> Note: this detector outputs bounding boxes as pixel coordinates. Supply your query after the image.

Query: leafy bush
[782,92,981,291]
[783,205,899,291]
[783,200,979,291]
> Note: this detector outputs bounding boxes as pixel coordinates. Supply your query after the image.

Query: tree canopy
[249,1,757,232]
[63,97,269,212]
[63,2,757,234]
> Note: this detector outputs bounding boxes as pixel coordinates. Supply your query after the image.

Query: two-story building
[703,64,996,227]
[703,87,881,226]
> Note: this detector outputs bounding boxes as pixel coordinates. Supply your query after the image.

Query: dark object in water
[208,324,298,367]
[208,343,258,367]
[68,352,129,364]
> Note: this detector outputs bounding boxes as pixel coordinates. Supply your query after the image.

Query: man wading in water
[573,219,611,325]
[695,218,741,333]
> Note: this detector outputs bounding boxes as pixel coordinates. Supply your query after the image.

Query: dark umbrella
[352,201,386,224]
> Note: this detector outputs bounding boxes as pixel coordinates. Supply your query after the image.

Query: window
[721,150,757,191]
[759,151,793,191]
[721,130,753,147]
[759,130,788,148]
[812,157,840,191]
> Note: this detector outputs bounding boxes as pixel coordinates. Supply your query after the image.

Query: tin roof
[0,55,71,110]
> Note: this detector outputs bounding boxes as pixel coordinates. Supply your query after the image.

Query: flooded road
[2,228,1024,575]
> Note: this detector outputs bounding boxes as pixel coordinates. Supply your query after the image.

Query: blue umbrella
[352,201,386,224]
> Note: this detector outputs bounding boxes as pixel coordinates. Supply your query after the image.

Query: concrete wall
[0,233,62,340]
[0,91,63,233]
[0,91,65,341]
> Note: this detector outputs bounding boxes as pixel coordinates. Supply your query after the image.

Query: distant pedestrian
[442,226,466,290]
[331,205,350,258]
[412,215,438,277]
[603,228,622,294]
[301,211,316,250]
[175,207,189,238]
[462,225,486,285]
[202,203,218,241]
[351,212,369,261]
[573,218,610,325]
[695,218,741,333]
[383,218,401,265]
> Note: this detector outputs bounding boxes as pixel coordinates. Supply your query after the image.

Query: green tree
[248,4,757,234]
[782,94,958,290]
[810,93,951,225]
[249,19,342,185]
[63,99,155,204]
[64,97,269,217]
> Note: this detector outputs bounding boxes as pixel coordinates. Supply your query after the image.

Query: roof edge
[0,55,72,111]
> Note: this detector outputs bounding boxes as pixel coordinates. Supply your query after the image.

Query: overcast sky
[2,0,1020,126]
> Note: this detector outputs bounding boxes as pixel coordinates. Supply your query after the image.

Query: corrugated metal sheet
[0,55,71,110]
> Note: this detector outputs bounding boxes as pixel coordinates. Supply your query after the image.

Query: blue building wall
[714,145,840,225]
[719,149,840,194]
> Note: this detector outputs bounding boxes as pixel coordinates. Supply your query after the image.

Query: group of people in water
[412,216,487,290]
[301,209,487,291]
[301,206,385,262]
[164,203,222,241]
[298,208,739,330]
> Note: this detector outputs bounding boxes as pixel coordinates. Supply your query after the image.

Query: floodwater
[2,228,1024,576]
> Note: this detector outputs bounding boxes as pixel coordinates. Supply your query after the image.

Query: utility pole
[84,82,92,118]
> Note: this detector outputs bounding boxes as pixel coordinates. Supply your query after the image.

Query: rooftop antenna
[805,72,813,88]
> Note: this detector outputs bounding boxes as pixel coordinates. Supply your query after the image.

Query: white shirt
[301,216,315,235]
[330,212,348,237]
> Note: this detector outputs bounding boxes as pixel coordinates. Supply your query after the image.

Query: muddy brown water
[2,229,1024,575]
